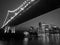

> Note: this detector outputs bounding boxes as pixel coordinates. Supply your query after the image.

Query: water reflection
[0,41,7,45]
[23,38,28,45]
[0,34,60,45]
[0,41,4,45]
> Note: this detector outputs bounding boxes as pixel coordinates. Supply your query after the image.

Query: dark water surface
[0,34,60,45]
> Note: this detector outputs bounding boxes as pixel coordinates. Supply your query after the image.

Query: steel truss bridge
[0,0,60,33]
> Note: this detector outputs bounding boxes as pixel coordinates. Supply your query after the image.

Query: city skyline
[16,8,60,30]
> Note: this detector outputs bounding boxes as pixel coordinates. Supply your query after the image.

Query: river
[0,34,60,45]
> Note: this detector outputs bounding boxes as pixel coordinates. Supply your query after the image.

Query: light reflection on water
[23,38,28,45]
[0,41,7,45]
[0,41,4,45]
[0,34,60,45]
